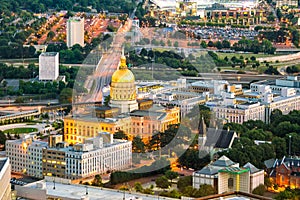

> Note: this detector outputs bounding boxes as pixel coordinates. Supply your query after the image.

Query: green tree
[91,174,102,187]
[132,135,145,153]
[113,130,128,140]
[200,41,207,48]
[134,182,143,192]
[215,41,223,49]
[59,88,73,104]
[222,40,231,48]
[173,41,179,47]
[165,170,178,183]
[195,184,216,197]
[207,41,214,47]
[104,95,111,106]
[252,184,266,195]
[177,176,192,191]
[272,137,287,158]
[275,190,296,200]
[155,176,170,189]
[0,131,6,147]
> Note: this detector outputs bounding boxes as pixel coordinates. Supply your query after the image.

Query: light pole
[85,185,88,195]
[53,179,56,190]
[289,135,292,157]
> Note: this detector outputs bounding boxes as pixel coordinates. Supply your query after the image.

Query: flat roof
[23,180,175,200]
[40,52,58,56]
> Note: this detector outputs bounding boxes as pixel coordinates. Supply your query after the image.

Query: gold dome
[111,54,135,83]
[111,68,135,83]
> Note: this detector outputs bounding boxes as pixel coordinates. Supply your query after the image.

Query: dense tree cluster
[232,38,276,54]
[219,110,300,168]
[0,63,37,79]
[0,0,136,14]
[110,158,170,185]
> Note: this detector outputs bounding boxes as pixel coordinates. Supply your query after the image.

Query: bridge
[0,109,40,124]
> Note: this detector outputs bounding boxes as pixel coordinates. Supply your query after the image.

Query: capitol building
[110,53,139,113]
[64,53,180,144]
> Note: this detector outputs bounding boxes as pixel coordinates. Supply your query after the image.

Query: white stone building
[5,134,47,178]
[39,52,59,81]
[212,102,265,124]
[65,133,132,179]
[66,17,84,48]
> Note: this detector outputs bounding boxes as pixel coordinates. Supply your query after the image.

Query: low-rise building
[64,105,180,143]
[43,134,132,180]
[193,156,264,194]
[265,156,300,189]
[275,0,298,8]
[0,157,11,200]
[212,101,265,124]
[193,156,238,190]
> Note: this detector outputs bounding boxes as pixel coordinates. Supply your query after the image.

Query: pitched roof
[264,158,275,169]
[196,165,219,175]
[212,155,236,167]
[204,128,236,149]
[243,162,261,174]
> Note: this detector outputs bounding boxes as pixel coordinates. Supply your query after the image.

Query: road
[0,123,46,132]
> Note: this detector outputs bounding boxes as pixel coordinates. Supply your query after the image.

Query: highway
[81,10,136,103]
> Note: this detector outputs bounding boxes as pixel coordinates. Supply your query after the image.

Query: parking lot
[190,27,258,40]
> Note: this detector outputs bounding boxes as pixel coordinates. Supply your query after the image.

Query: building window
[228,178,234,188]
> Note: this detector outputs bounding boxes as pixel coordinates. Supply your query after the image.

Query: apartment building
[66,17,84,47]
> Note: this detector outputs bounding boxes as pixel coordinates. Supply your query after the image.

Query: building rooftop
[243,162,261,174]
[219,167,250,174]
[204,128,236,149]
[19,180,175,200]
[212,155,236,167]
[40,52,58,57]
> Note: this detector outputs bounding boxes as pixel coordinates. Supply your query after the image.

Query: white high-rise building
[66,17,84,48]
[5,134,47,178]
[0,157,11,200]
[39,52,59,81]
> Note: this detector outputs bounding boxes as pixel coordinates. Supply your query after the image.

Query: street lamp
[289,135,292,157]
[85,185,88,195]
[53,179,56,190]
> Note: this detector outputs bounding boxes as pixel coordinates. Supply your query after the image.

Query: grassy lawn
[3,127,38,134]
